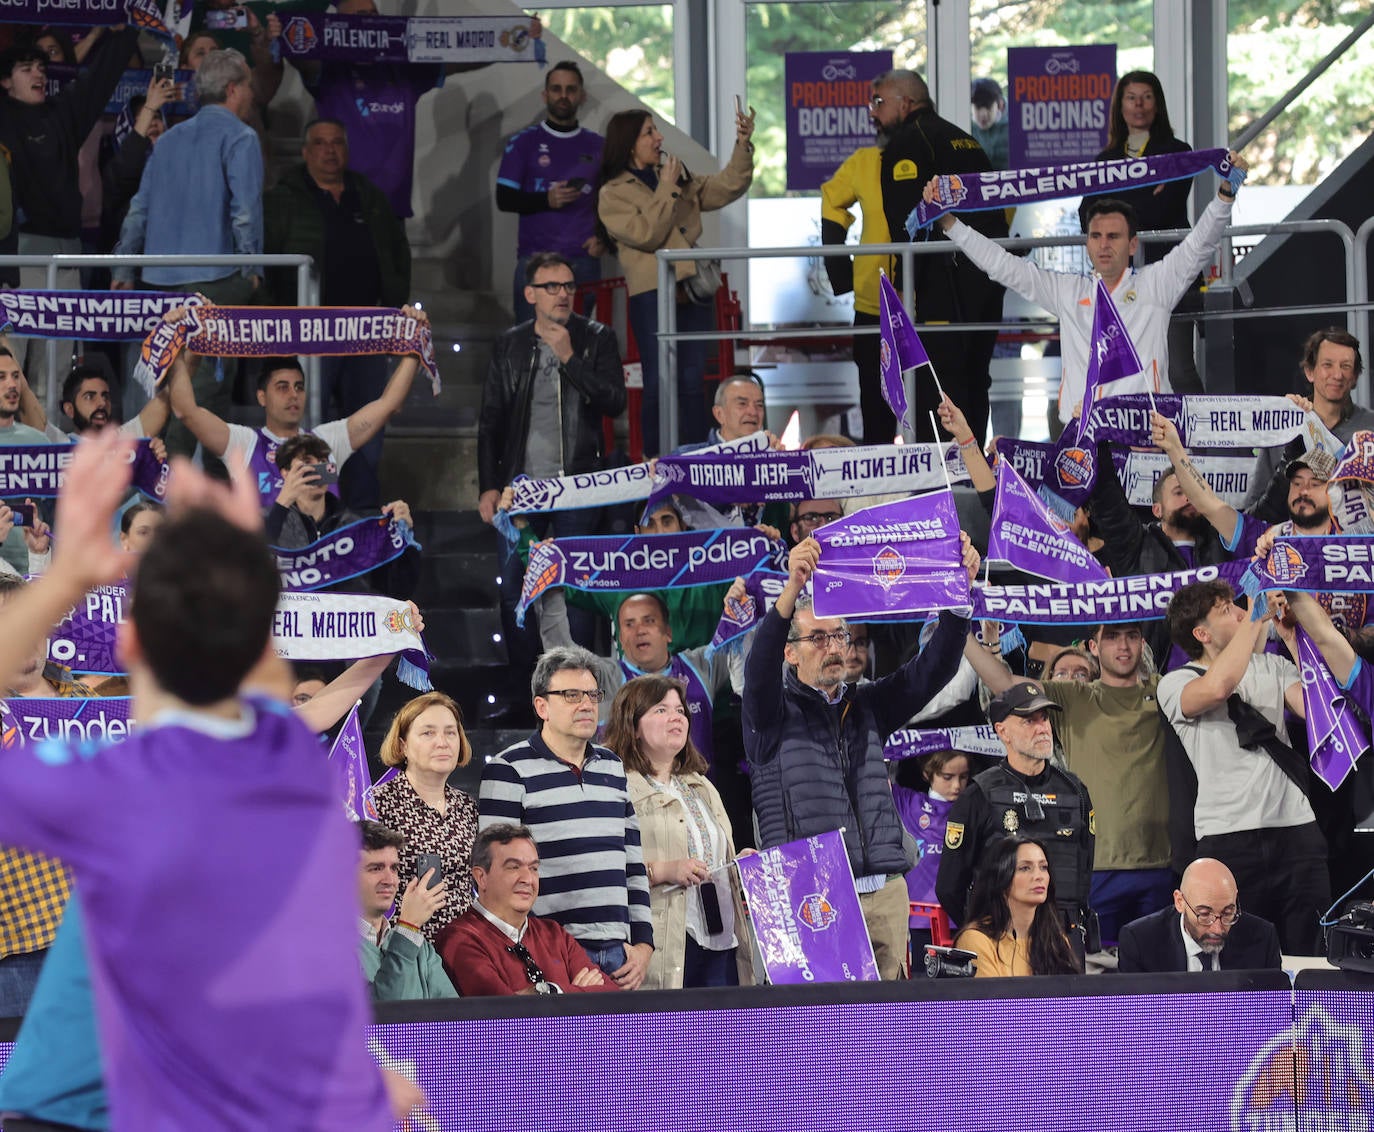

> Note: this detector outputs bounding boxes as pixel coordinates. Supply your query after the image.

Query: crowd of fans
[0,14,1368,1066]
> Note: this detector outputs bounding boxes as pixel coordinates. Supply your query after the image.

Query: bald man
[1117,858,1282,972]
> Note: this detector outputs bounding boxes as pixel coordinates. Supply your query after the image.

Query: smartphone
[565,177,586,190]
[415,853,444,890]
[734,94,743,115]
[9,502,36,528]
[152,54,176,84]
[307,462,339,486]
[204,5,248,29]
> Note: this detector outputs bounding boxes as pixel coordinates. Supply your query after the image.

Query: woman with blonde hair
[371,691,480,940]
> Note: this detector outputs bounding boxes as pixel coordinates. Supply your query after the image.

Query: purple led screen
[0,988,1313,1130]
[1291,987,1374,1123]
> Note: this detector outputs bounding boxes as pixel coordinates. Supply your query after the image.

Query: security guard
[936,682,1095,935]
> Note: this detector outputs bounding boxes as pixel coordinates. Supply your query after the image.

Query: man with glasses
[790,499,843,549]
[1118,858,1280,972]
[437,823,615,995]
[743,535,976,978]
[478,646,654,988]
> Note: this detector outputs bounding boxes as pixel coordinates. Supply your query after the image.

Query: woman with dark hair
[595,105,755,455]
[955,835,1080,977]
[604,675,751,988]
[119,500,164,554]
[1078,70,1202,391]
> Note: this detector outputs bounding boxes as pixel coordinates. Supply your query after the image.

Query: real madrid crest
[1003,808,1019,833]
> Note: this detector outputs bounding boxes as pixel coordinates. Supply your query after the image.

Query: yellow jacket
[820,145,892,317]
[597,139,754,297]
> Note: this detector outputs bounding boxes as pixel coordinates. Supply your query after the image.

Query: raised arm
[344,308,429,451]
[1177,599,1273,718]
[937,395,994,493]
[168,346,232,457]
[1285,590,1356,684]
[1150,410,1240,545]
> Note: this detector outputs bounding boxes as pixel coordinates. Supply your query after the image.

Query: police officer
[936,682,1095,936]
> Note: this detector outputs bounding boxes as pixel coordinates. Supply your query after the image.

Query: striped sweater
[478,733,652,948]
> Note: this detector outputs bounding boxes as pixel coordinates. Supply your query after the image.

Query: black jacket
[879,104,1009,321]
[0,28,140,239]
[1117,905,1282,972]
[477,313,625,494]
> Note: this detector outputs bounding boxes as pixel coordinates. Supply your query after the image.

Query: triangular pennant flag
[1296,627,1370,791]
[327,702,372,822]
[878,272,939,433]
[1079,278,1147,442]
[989,458,1110,583]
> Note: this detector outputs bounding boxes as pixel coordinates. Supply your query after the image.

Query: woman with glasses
[595,105,755,455]
[954,835,1080,977]
[1045,646,1099,684]
[372,691,480,941]
[604,675,752,989]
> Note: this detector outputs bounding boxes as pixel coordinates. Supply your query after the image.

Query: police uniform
[877,104,1008,445]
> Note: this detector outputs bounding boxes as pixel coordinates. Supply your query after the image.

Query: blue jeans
[628,290,712,456]
[684,936,738,988]
[513,254,602,324]
[0,948,48,1018]
[580,940,627,979]
[1090,868,1176,946]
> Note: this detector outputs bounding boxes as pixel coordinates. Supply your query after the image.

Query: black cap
[987,681,1061,724]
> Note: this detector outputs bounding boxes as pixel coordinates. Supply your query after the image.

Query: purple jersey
[497,123,604,257]
[309,62,443,218]
[0,697,393,1131]
[893,784,952,908]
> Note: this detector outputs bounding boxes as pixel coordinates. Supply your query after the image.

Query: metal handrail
[653,219,1363,450]
[0,253,319,421]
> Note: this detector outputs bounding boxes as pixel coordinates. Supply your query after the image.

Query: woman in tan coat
[604,675,752,989]
[595,106,755,455]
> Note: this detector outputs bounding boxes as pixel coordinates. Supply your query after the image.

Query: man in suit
[1118,858,1282,972]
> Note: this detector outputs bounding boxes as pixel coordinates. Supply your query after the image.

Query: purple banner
[1295,627,1369,791]
[974,560,1253,626]
[877,272,928,433]
[709,570,787,651]
[988,458,1109,583]
[910,148,1234,234]
[648,442,952,512]
[517,528,783,625]
[0,440,166,502]
[734,830,878,984]
[883,725,1004,762]
[812,491,969,619]
[1243,535,1374,596]
[278,12,543,64]
[1333,429,1374,484]
[47,580,129,677]
[272,515,417,593]
[0,695,133,747]
[1007,44,1115,168]
[784,50,892,192]
[0,0,171,34]
[133,305,439,397]
[328,702,377,822]
[0,290,202,341]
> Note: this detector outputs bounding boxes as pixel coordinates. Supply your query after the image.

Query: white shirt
[1179,914,1217,972]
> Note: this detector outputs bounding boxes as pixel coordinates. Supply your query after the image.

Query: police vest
[974,763,1088,912]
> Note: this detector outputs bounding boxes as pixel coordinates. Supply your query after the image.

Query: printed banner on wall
[1007,44,1115,167]
[784,50,892,191]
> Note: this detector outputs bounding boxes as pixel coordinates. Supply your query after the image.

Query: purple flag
[516,528,784,626]
[734,830,878,984]
[908,148,1235,232]
[364,767,399,822]
[812,491,969,619]
[1079,278,1148,440]
[1296,627,1369,791]
[328,702,373,822]
[709,570,787,651]
[272,515,418,592]
[877,272,931,433]
[988,459,1109,583]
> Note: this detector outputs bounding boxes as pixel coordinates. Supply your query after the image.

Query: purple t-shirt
[309,62,443,218]
[1342,657,1374,720]
[0,697,392,1132]
[497,122,604,257]
[892,784,952,908]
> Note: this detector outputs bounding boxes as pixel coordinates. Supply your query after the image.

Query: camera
[924,944,977,979]
[1327,901,1374,974]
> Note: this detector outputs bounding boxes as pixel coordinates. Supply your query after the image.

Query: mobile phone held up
[204,5,248,30]
[8,502,37,528]
[415,853,444,890]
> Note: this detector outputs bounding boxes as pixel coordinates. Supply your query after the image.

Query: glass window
[541,6,675,126]
[970,0,1154,94]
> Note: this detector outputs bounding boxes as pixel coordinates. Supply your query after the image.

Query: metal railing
[653,219,1366,451]
[0,254,319,421]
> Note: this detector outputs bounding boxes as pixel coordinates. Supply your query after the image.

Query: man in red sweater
[436,823,618,996]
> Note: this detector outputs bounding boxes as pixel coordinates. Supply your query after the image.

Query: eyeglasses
[530,281,578,295]
[848,637,870,649]
[794,511,842,527]
[1180,893,1241,927]
[788,630,852,649]
[868,95,886,107]
[507,942,561,995]
[541,688,606,704]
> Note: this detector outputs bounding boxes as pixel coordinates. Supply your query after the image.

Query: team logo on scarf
[284,16,318,52]
[384,606,418,633]
[932,173,969,208]
[1054,446,1094,490]
[1263,542,1308,586]
[722,591,755,628]
[797,893,838,932]
[872,545,906,590]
